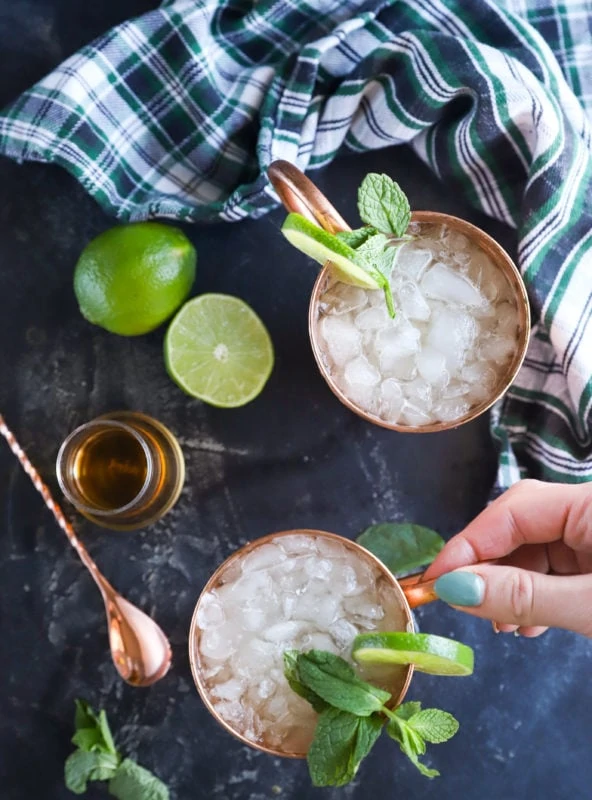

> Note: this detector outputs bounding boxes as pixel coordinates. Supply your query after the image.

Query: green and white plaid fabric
[1,0,591,490]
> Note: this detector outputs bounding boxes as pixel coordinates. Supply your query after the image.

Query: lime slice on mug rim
[281,213,380,290]
[352,632,474,676]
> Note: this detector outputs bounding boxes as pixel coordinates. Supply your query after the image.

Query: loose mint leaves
[358,173,411,237]
[356,522,444,575]
[109,760,169,800]
[65,699,169,799]
[65,750,120,794]
[285,650,460,787]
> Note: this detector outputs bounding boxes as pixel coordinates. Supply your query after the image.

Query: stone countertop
[0,3,590,799]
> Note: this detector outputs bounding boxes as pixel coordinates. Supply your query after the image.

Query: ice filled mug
[188,529,438,758]
[268,161,530,433]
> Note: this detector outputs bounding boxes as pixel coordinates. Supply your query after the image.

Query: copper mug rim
[268,159,531,433]
[188,528,438,759]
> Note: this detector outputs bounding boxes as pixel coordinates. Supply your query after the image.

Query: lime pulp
[164,294,274,408]
[352,632,474,676]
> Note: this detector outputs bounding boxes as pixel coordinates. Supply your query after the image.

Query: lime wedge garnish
[281,213,380,290]
[352,632,474,676]
[164,294,274,408]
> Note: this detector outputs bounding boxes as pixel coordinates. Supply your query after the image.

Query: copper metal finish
[188,529,440,758]
[268,160,531,433]
[0,413,172,687]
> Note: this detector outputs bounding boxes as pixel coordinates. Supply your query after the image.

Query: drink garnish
[280,173,413,318]
[281,213,380,289]
[352,632,475,676]
[283,648,463,786]
[64,699,169,798]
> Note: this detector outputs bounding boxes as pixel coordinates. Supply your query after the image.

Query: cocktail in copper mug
[268,160,530,433]
[188,529,439,758]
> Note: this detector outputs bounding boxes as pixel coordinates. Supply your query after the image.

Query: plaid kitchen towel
[0,0,591,489]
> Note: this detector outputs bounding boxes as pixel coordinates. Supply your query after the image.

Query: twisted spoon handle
[0,413,112,593]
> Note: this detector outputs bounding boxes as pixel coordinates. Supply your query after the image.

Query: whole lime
[74,221,196,336]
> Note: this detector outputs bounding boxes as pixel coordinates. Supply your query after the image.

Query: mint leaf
[71,728,105,753]
[393,701,422,722]
[90,752,121,782]
[335,227,377,248]
[386,716,425,756]
[353,233,397,317]
[75,700,98,731]
[408,709,459,744]
[354,233,398,281]
[350,713,384,773]
[72,699,118,756]
[307,709,359,787]
[108,759,169,800]
[65,750,119,794]
[354,233,394,270]
[307,709,383,787]
[386,716,440,778]
[386,705,453,779]
[65,751,99,795]
[357,523,444,575]
[358,173,411,236]
[283,651,328,713]
[407,753,440,779]
[296,650,391,716]
[97,710,118,755]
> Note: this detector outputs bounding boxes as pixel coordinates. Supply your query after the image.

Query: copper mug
[267,160,531,433]
[188,529,440,758]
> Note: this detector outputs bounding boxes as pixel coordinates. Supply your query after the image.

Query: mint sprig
[284,650,459,786]
[65,700,169,799]
[285,172,414,318]
[385,704,459,778]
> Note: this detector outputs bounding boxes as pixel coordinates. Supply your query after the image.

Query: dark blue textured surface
[0,3,589,799]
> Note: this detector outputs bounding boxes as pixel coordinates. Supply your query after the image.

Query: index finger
[424,479,592,579]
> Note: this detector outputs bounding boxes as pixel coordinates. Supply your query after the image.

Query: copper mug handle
[268,160,351,234]
[398,559,502,609]
[398,572,439,608]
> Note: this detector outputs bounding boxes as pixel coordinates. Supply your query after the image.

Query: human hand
[424,480,592,637]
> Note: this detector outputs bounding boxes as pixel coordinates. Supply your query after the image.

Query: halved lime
[164,294,274,408]
[281,213,379,290]
[352,632,474,676]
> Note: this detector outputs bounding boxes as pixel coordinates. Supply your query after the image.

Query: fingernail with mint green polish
[434,571,485,607]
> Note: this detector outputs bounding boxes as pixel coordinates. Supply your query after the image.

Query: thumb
[434,566,592,638]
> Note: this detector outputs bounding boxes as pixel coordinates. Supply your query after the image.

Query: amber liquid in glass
[72,427,149,511]
[57,411,185,530]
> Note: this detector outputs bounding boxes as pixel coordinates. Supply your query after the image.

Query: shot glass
[56,411,185,530]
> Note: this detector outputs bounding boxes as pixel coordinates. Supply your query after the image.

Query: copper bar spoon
[0,414,172,686]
